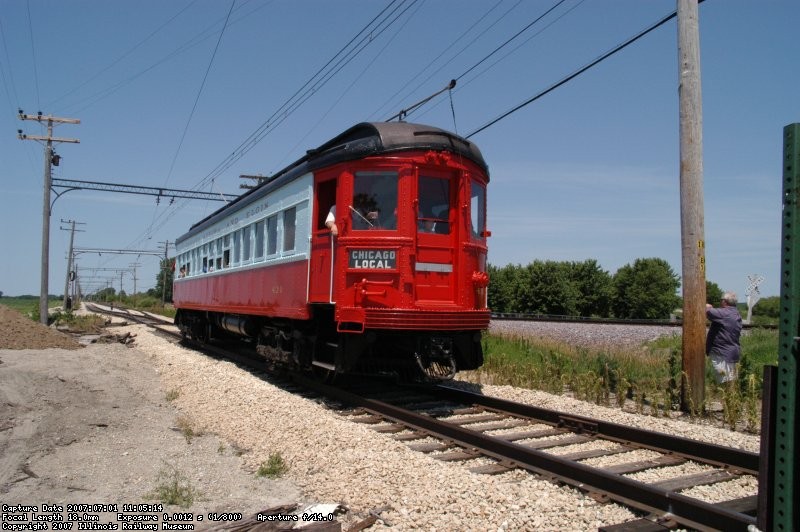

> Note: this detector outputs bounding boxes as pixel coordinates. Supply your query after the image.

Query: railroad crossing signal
[745,274,764,324]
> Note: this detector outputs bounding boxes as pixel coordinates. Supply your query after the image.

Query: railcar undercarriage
[174,308,483,382]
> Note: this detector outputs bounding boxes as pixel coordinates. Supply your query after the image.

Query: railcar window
[254,220,265,259]
[267,214,278,255]
[351,171,398,230]
[470,181,486,239]
[283,207,296,252]
[242,225,251,262]
[222,234,231,268]
[418,175,451,234]
[233,229,241,263]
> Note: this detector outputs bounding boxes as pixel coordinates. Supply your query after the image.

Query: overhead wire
[465,4,689,138]
[395,0,576,124]
[58,0,271,115]
[190,0,417,192]
[162,0,236,189]
[367,0,514,122]
[144,0,236,236]
[269,0,427,173]
[25,1,40,112]
[130,0,416,247]
[43,0,201,109]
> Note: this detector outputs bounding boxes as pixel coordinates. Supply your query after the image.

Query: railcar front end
[173,122,490,381]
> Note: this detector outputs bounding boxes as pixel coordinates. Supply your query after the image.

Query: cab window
[351,171,398,230]
[470,181,486,239]
[418,175,451,234]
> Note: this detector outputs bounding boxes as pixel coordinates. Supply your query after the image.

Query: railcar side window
[223,234,231,267]
[418,175,451,234]
[351,171,398,230]
[283,207,296,252]
[242,225,251,262]
[254,220,265,260]
[233,229,240,263]
[470,181,486,239]
[267,215,278,255]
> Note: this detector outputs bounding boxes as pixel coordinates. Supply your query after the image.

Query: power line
[128,0,417,249]
[162,0,236,189]
[44,0,201,109]
[25,1,40,110]
[465,4,696,139]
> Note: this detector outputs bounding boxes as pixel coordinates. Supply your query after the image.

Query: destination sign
[349,249,397,269]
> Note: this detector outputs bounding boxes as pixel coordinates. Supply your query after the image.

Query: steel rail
[427,384,760,474]
[295,374,757,532]
[84,305,760,530]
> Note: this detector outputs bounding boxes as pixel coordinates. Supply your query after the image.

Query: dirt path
[0,305,305,528]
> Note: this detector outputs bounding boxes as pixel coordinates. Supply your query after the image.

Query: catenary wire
[465,4,699,138]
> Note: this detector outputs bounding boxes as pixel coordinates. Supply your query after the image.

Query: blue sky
[1,0,796,301]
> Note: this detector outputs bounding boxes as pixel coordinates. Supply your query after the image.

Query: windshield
[418,175,451,234]
[470,181,486,239]
[351,170,398,230]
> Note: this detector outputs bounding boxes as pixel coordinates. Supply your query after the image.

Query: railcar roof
[176,122,488,244]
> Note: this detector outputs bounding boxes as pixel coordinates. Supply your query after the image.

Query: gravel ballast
[120,321,760,530]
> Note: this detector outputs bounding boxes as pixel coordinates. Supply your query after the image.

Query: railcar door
[415,171,457,305]
[309,176,338,303]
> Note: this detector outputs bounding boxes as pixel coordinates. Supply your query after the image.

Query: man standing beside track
[705,291,743,384]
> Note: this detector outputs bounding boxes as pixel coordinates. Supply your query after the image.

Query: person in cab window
[351,193,380,230]
[419,207,447,234]
[325,205,338,237]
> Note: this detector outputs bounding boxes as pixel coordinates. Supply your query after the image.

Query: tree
[152,258,175,303]
[570,259,613,317]
[753,296,780,318]
[523,260,580,315]
[612,258,681,319]
[705,280,723,305]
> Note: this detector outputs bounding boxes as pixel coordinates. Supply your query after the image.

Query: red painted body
[173,259,309,320]
[173,122,490,379]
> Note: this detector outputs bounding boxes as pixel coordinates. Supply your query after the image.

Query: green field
[0,296,62,317]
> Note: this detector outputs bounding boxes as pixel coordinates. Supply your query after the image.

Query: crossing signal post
[18,111,80,324]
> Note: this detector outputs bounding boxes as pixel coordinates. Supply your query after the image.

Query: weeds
[257,452,289,479]
[150,465,200,508]
[465,328,778,431]
[166,389,180,402]
[175,416,201,443]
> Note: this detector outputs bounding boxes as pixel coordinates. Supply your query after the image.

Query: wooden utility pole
[18,111,80,324]
[677,0,706,411]
[60,219,85,311]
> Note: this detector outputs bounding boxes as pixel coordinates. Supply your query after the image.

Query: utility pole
[677,0,706,411]
[18,111,80,324]
[158,240,170,305]
[129,262,141,307]
[60,219,85,311]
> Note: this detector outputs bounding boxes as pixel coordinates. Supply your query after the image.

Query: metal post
[773,123,800,531]
[677,0,706,411]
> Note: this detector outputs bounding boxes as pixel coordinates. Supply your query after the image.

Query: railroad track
[86,304,762,531]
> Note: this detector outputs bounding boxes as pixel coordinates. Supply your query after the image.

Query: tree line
[488,257,687,320]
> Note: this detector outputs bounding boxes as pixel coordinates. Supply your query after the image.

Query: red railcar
[173,122,490,380]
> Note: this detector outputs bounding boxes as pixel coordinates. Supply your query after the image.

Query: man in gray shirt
[706,291,743,384]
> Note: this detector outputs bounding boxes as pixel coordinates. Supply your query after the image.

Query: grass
[461,327,779,432]
[257,452,289,478]
[150,465,200,508]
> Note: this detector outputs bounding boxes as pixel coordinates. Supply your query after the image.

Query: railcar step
[311,360,336,370]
